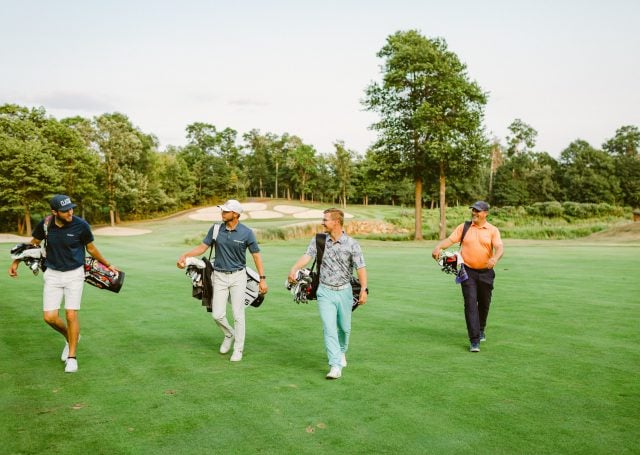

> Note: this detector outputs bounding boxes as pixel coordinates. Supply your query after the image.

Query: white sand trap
[292,209,325,219]
[249,210,284,219]
[241,202,268,211]
[0,234,32,243]
[293,209,354,219]
[93,227,152,236]
[189,207,222,221]
[274,205,308,214]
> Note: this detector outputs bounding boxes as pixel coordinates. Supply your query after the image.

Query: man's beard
[56,215,72,226]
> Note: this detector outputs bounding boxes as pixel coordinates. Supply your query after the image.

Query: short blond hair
[323,208,344,226]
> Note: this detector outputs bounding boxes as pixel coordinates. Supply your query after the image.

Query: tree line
[1,30,638,237]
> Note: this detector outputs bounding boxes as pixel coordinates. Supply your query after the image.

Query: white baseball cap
[218,199,243,214]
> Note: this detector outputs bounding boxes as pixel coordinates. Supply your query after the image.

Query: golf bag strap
[315,233,326,276]
[460,221,471,245]
[42,215,54,256]
[208,223,222,261]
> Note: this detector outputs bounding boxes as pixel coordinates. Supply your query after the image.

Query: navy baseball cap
[50,195,77,212]
[469,201,490,211]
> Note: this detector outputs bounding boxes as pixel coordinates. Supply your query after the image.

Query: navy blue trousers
[460,267,495,344]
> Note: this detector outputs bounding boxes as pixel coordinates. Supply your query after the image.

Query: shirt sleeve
[351,241,366,269]
[79,219,94,245]
[304,236,317,259]
[447,223,465,243]
[32,220,45,241]
[202,225,215,246]
[247,229,260,254]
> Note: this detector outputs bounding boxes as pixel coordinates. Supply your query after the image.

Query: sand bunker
[189,207,222,221]
[273,205,308,214]
[241,203,268,211]
[249,210,284,219]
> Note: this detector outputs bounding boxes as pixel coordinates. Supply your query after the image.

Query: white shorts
[43,266,85,311]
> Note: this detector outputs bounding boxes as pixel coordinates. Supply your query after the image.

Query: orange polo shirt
[448,222,502,269]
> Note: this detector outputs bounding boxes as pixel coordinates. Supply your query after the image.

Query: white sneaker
[64,358,78,373]
[340,353,347,368]
[219,335,234,354]
[61,342,69,362]
[230,351,243,362]
[61,335,81,362]
[326,366,342,379]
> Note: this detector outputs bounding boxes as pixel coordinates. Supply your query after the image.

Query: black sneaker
[480,331,486,342]
[469,342,480,352]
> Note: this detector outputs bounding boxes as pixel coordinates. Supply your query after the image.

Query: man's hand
[8,260,19,277]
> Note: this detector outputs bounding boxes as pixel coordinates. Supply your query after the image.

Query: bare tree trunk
[438,162,447,240]
[274,163,279,199]
[414,178,423,240]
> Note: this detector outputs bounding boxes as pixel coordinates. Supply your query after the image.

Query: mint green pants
[317,284,352,367]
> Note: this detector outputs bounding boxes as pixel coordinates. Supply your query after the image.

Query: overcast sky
[2,0,639,157]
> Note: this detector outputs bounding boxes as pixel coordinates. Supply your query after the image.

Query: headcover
[438,251,468,283]
[84,257,125,293]
[438,251,460,274]
[10,243,43,275]
[244,267,264,308]
[185,257,207,300]
[286,268,314,304]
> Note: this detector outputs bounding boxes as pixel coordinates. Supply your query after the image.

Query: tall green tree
[505,119,538,157]
[94,113,153,225]
[243,129,276,198]
[603,125,640,207]
[0,105,62,233]
[286,141,318,202]
[560,140,620,204]
[331,141,355,208]
[363,30,487,239]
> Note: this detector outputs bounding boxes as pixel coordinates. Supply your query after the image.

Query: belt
[214,269,244,274]
[320,282,350,291]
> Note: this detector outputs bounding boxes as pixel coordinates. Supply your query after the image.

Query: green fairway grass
[1,214,639,454]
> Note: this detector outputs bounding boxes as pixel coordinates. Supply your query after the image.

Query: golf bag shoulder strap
[42,215,54,254]
[460,221,472,245]
[208,223,222,261]
[315,233,326,274]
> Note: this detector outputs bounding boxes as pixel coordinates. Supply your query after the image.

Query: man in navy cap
[432,201,504,353]
[9,195,117,373]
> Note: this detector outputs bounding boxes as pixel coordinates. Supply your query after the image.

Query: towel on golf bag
[84,257,125,293]
[10,243,44,275]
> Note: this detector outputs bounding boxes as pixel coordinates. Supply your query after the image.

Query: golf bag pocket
[185,257,213,311]
[245,267,264,308]
[84,257,125,293]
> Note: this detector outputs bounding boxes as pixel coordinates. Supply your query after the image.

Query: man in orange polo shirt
[432,201,504,352]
